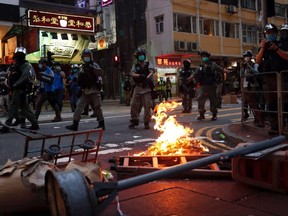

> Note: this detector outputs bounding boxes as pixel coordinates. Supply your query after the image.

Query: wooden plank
[180,156,187,164]
[123,158,129,167]
[209,163,220,170]
[152,157,158,168]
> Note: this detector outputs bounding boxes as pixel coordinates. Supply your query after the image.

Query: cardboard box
[222,94,238,104]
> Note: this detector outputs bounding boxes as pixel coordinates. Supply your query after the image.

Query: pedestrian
[53,62,66,111]
[35,58,62,122]
[255,23,288,135]
[128,47,155,129]
[165,77,172,100]
[0,47,39,132]
[240,50,264,127]
[179,59,195,113]
[66,49,105,131]
[66,64,79,112]
[194,51,229,121]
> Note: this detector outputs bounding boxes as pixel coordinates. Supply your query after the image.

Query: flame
[136,101,208,156]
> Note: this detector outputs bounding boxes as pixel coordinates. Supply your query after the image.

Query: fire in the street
[136,101,208,156]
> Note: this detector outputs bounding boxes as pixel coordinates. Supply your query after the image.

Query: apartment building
[146,0,288,93]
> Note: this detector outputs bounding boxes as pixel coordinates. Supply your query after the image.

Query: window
[199,18,219,36]
[275,3,286,17]
[241,0,256,10]
[222,22,239,38]
[173,13,191,33]
[155,15,164,34]
[242,24,258,44]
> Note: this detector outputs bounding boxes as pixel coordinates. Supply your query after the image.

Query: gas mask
[83,57,91,63]
[244,57,251,62]
[137,55,146,62]
[202,57,209,63]
[266,34,277,41]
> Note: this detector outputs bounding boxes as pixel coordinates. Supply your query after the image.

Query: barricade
[22,129,103,167]
[232,143,288,193]
[241,70,288,135]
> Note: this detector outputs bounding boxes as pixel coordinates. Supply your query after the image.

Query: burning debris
[136,101,208,156]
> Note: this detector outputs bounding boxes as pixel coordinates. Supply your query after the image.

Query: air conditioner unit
[190,42,198,51]
[178,41,187,51]
[227,5,237,14]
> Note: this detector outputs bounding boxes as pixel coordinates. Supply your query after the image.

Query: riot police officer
[129,48,155,129]
[194,51,228,121]
[179,59,195,113]
[66,49,105,131]
[0,47,39,132]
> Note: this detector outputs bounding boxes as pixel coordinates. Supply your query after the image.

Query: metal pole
[261,0,268,27]
[117,135,285,191]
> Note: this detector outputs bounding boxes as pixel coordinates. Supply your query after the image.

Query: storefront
[155,54,201,97]
[25,10,96,64]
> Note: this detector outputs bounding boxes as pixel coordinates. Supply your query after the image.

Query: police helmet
[14,47,27,55]
[183,59,191,65]
[280,23,288,31]
[71,64,79,68]
[200,51,211,57]
[134,47,146,58]
[81,48,93,59]
[243,50,253,57]
[264,23,278,34]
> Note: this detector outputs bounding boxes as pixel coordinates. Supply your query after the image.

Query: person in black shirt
[256,23,288,135]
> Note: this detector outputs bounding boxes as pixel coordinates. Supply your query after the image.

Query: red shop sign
[28,10,95,32]
[155,57,182,67]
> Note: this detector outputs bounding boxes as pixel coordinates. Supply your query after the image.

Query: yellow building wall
[171,0,287,59]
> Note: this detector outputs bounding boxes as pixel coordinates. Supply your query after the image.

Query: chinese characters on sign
[155,57,181,67]
[28,10,94,32]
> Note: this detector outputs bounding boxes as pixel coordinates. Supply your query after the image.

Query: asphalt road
[0,99,243,167]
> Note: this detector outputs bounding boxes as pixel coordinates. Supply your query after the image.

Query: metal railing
[241,70,288,135]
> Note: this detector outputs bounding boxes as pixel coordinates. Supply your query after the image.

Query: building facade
[146,0,288,95]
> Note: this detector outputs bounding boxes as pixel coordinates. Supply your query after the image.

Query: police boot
[144,122,150,129]
[28,124,40,130]
[20,119,26,129]
[96,120,105,130]
[52,114,62,122]
[211,113,217,121]
[197,113,205,120]
[65,120,79,131]
[129,119,139,128]
[11,118,21,126]
[0,126,10,133]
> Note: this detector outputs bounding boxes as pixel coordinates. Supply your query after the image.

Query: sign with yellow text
[28,10,94,32]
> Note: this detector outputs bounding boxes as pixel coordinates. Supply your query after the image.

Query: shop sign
[156,57,181,67]
[97,37,107,50]
[28,10,94,32]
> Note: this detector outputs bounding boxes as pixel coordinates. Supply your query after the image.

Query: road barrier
[241,70,288,135]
